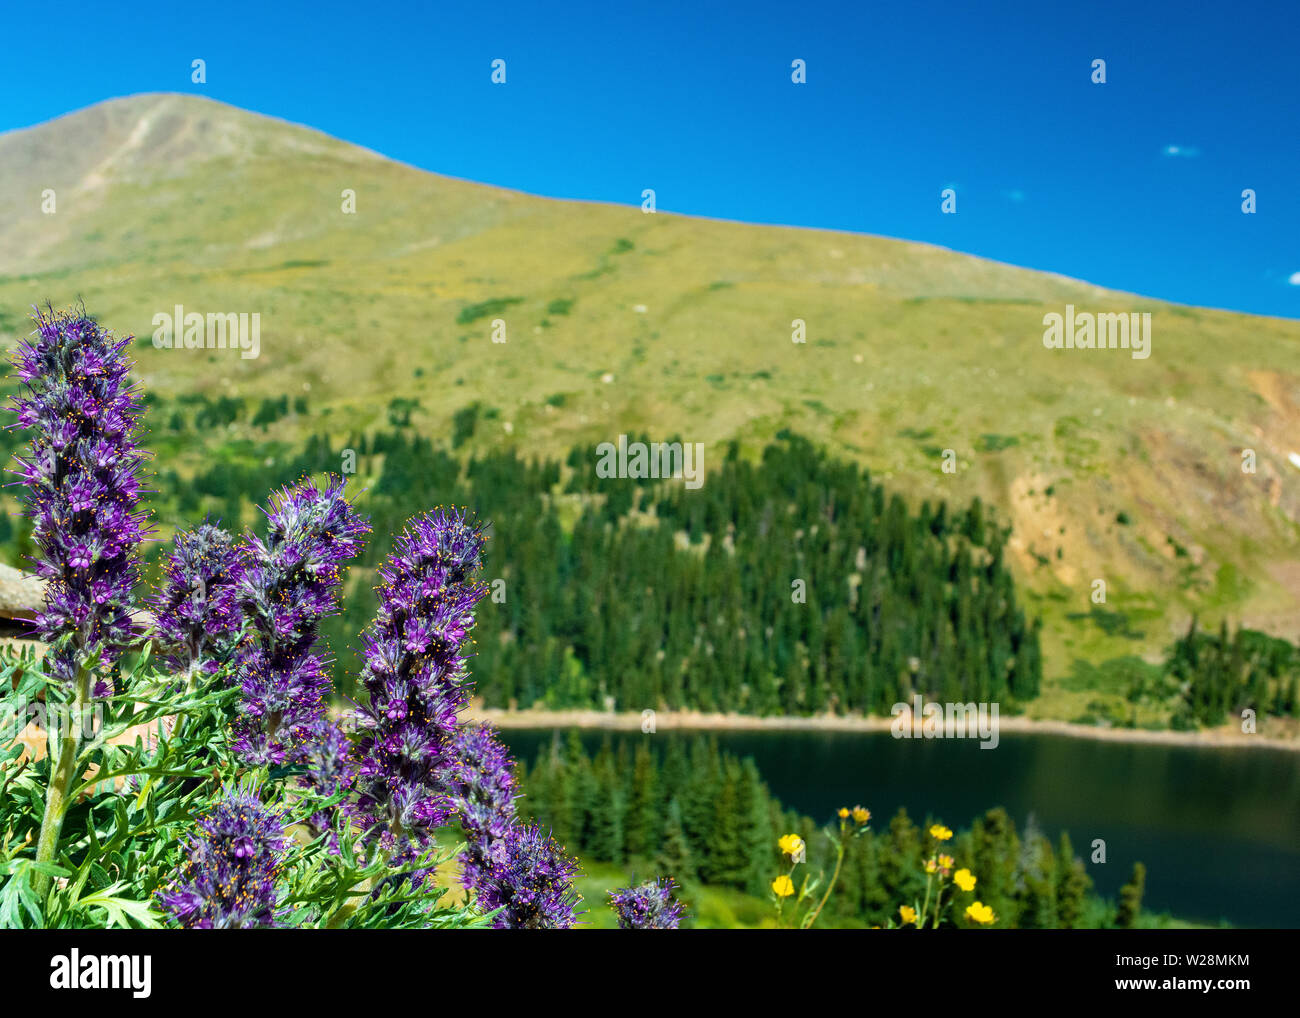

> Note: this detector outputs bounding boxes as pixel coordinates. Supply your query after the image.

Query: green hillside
[3,92,1300,718]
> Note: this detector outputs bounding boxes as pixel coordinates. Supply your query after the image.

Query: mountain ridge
[0,93,1151,302]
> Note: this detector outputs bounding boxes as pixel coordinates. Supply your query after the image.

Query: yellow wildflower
[838,807,851,819]
[852,806,871,824]
[771,875,795,898]
[777,834,805,858]
[898,904,917,925]
[938,853,954,870]
[965,901,996,925]
[929,824,953,841]
[954,868,977,892]
[924,858,938,874]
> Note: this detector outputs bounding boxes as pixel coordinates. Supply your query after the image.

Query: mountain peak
[1,93,376,194]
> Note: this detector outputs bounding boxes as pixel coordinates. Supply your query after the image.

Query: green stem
[33,666,91,901]
[324,877,371,929]
[802,834,846,929]
[167,662,201,745]
[325,816,403,929]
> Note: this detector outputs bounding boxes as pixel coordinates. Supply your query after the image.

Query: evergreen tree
[1016,820,1059,930]
[702,762,746,887]
[1116,862,1146,929]
[680,739,721,862]
[586,744,625,864]
[622,742,659,859]
[1055,832,1092,929]
[968,808,1020,925]
[655,798,695,881]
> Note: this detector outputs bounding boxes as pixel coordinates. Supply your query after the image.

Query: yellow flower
[954,868,977,892]
[852,806,871,824]
[965,901,996,925]
[771,875,795,898]
[898,905,917,925]
[929,824,953,841]
[938,853,954,870]
[838,807,851,819]
[924,858,938,874]
[777,834,805,858]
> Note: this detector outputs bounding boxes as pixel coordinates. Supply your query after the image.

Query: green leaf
[78,883,162,929]
[27,861,70,879]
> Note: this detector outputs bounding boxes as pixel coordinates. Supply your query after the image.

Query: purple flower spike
[149,522,242,683]
[609,878,685,930]
[352,510,486,857]
[442,722,518,891]
[231,476,369,767]
[8,307,150,689]
[300,717,358,843]
[158,784,287,929]
[475,822,582,929]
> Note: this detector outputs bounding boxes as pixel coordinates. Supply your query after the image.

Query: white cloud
[1288,271,1300,286]
[1163,144,1200,158]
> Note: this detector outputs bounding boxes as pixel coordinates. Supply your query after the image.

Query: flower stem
[166,662,202,745]
[32,666,91,901]
[323,877,371,929]
[324,829,397,929]
[802,833,846,929]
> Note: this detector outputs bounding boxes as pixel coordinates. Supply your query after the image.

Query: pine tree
[703,763,745,887]
[655,797,695,882]
[735,759,775,895]
[1116,862,1146,929]
[968,808,1020,927]
[680,739,720,862]
[585,741,625,863]
[543,736,577,846]
[622,742,659,859]
[1016,821,1059,930]
[880,809,923,906]
[1055,832,1092,929]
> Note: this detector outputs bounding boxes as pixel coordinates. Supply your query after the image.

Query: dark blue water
[500,728,1300,928]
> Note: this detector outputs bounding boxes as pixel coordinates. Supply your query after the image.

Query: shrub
[456,297,522,325]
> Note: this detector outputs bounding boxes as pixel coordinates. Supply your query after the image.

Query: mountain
[3,92,1300,699]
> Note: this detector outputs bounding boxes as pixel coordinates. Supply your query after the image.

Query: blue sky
[3,0,1298,317]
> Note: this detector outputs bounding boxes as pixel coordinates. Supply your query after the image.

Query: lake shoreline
[465,705,1300,751]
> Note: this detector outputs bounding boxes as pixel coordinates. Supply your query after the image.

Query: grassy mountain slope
[2,93,1299,716]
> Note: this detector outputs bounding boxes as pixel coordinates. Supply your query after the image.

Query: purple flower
[351,510,486,856]
[300,717,358,843]
[609,878,685,930]
[8,307,149,692]
[442,722,518,891]
[148,522,242,683]
[231,476,369,766]
[475,822,582,929]
[158,784,287,929]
